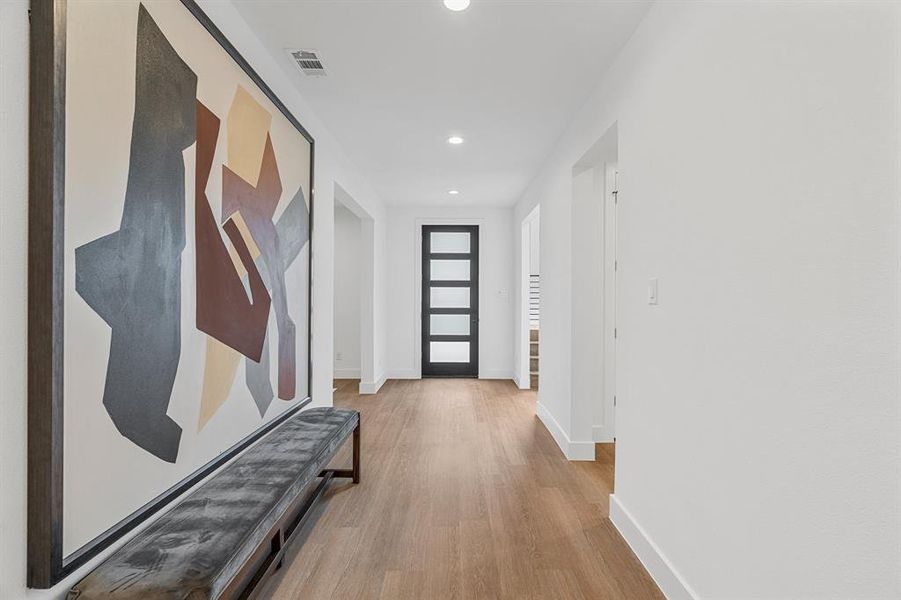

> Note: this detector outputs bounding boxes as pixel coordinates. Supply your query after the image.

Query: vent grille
[287,49,327,77]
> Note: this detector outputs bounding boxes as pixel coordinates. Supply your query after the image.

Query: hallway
[6,1,901,597]
[262,379,661,599]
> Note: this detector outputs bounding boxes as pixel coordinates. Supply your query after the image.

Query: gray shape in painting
[245,331,274,416]
[243,187,310,410]
[75,5,197,463]
[276,186,310,270]
[249,187,309,290]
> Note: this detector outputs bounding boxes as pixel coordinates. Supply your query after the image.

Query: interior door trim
[421,225,479,378]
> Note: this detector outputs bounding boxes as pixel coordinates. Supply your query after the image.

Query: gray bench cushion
[69,407,359,600]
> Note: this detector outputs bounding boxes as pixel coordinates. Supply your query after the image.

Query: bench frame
[221,420,361,600]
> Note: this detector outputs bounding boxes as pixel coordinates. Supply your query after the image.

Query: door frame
[518,206,540,389]
[601,163,618,441]
[421,225,479,377]
[333,183,380,394]
[414,218,484,378]
[570,122,618,446]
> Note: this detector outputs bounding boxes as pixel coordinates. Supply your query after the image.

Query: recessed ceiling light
[443,0,470,11]
[448,190,460,195]
[447,136,464,145]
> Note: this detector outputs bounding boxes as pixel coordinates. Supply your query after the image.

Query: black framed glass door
[421,225,479,377]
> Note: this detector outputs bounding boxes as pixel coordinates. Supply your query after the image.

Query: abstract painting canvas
[28,0,313,586]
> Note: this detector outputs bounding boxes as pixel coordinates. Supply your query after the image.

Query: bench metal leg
[352,420,361,484]
[317,420,361,483]
[229,416,362,600]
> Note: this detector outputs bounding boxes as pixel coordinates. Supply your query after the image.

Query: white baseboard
[592,425,615,443]
[359,373,387,395]
[334,368,361,379]
[567,440,595,460]
[609,495,698,600]
[387,368,418,379]
[385,369,516,382]
[512,367,524,389]
[535,401,595,461]
[479,369,514,380]
[535,401,566,453]
[512,367,531,390]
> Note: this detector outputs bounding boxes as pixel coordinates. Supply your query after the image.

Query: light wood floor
[260,379,663,600]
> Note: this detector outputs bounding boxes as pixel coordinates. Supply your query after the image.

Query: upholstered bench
[68,407,360,600]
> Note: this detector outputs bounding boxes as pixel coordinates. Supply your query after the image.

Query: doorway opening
[421,225,480,377]
[518,206,540,390]
[571,122,618,466]
[332,183,378,395]
[333,202,362,384]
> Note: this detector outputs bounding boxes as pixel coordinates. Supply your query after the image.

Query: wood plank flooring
[260,379,663,600]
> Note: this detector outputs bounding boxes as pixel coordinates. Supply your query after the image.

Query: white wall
[0,0,387,597]
[515,207,540,388]
[333,204,362,378]
[334,183,387,393]
[569,129,620,445]
[516,1,901,598]
[386,205,514,380]
[529,217,540,275]
[570,165,606,448]
[0,3,30,598]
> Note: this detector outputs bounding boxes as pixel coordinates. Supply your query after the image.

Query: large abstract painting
[27,0,312,587]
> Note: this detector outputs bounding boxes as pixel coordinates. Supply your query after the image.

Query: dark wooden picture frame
[27,0,315,588]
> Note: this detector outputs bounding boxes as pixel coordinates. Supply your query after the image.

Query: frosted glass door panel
[430,287,470,308]
[430,260,470,281]
[430,342,470,363]
[430,232,470,253]
[430,314,470,336]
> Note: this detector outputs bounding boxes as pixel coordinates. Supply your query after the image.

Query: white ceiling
[233,0,652,207]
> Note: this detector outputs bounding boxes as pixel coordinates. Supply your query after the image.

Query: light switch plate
[648,278,658,305]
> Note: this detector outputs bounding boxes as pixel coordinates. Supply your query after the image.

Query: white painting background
[63,0,312,556]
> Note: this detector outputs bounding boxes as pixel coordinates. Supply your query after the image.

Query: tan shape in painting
[226,85,273,187]
[198,335,242,431]
[225,211,262,279]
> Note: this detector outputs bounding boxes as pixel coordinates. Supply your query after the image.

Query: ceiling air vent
[287,49,327,77]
